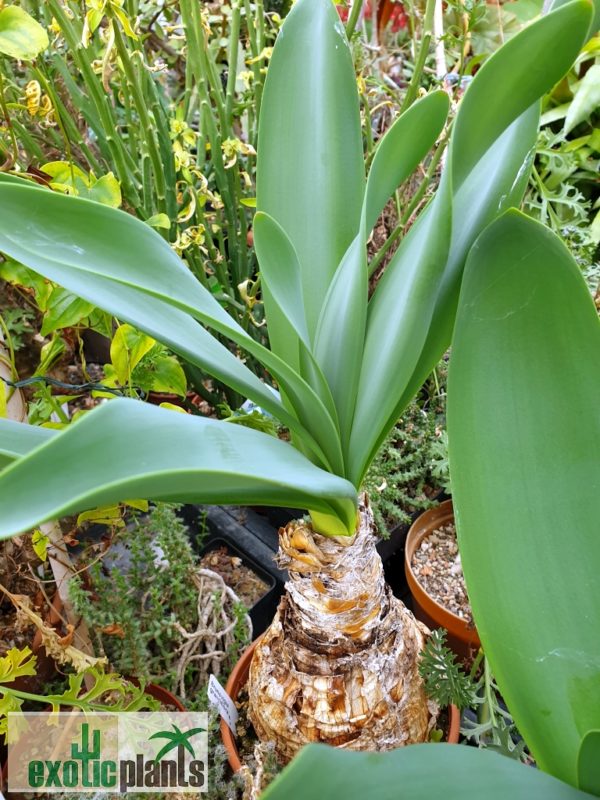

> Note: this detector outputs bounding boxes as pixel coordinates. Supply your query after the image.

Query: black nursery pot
[179,497,447,637]
[199,537,279,638]
[180,505,288,639]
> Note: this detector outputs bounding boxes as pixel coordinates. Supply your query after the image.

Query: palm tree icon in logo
[149,723,206,762]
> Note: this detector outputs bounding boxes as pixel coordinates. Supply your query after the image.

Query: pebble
[411,522,474,625]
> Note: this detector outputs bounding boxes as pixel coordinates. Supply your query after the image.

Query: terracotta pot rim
[405,500,481,647]
[220,637,461,774]
[131,680,186,712]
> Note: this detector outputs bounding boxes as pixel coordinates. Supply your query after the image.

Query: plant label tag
[208,674,239,733]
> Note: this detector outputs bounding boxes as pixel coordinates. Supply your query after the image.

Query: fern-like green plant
[364,400,443,536]
[418,628,477,710]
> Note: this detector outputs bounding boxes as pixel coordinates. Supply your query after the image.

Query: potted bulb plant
[0,0,593,772]
[244,193,600,800]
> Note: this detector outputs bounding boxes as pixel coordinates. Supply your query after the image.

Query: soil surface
[199,546,269,608]
[411,522,474,625]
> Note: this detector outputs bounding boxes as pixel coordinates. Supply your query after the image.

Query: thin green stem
[479,657,498,733]
[225,1,242,126]
[346,0,364,38]
[362,93,374,157]
[468,648,485,681]
[253,0,266,124]
[39,384,70,424]
[399,0,436,114]
[0,684,129,713]
[243,0,262,146]
[112,24,166,216]
[45,0,140,207]
[34,64,76,183]
[0,67,19,163]
[0,313,17,381]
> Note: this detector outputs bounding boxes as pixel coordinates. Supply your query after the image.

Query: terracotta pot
[131,681,186,711]
[405,500,481,659]
[221,638,461,774]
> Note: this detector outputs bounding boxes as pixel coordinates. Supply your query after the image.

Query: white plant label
[207,675,239,733]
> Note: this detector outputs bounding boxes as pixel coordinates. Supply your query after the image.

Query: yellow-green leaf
[31,528,49,561]
[0,258,52,310]
[0,692,27,744]
[0,6,49,60]
[36,336,65,376]
[77,504,123,526]
[110,324,155,385]
[87,172,122,208]
[83,8,104,46]
[159,401,187,413]
[41,161,87,186]
[41,163,122,208]
[40,286,96,335]
[0,646,37,683]
[146,213,171,230]
[147,355,187,396]
[113,5,138,39]
[41,161,89,199]
[123,499,149,512]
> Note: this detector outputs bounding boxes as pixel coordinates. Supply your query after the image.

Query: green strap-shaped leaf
[0,185,246,338]
[257,0,365,339]
[0,419,56,469]
[349,0,591,485]
[448,211,600,787]
[391,104,539,420]
[0,246,310,452]
[0,400,357,541]
[309,66,449,454]
[363,90,449,234]
[0,185,344,473]
[450,0,592,188]
[313,231,367,447]
[578,731,600,796]
[254,213,342,434]
[261,743,596,800]
[0,6,48,60]
[254,212,310,347]
[349,171,453,485]
[253,210,306,376]
[550,0,600,41]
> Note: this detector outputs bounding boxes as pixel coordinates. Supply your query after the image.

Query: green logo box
[8,712,208,793]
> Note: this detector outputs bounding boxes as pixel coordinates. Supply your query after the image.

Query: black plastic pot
[178,496,447,636]
[198,536,282,639]
[179,505,288,639]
